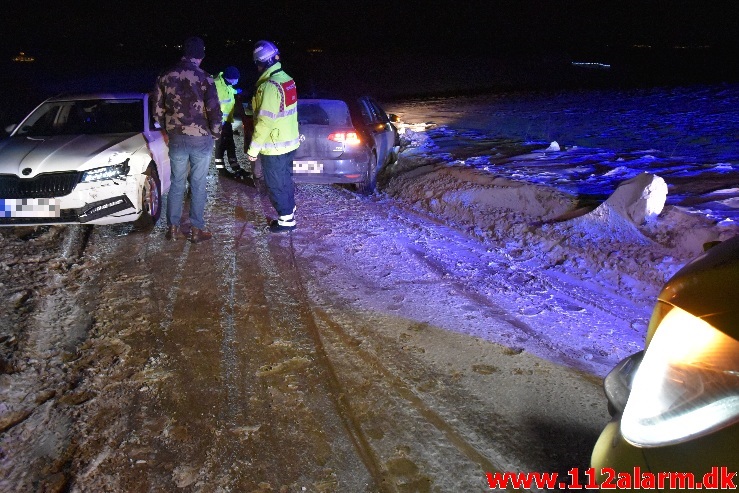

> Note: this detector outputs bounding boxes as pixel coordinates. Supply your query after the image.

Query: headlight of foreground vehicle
[603,350,644,415]
[81,159,130,183]
[621,301,739,447]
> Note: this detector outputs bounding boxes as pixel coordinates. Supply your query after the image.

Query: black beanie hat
[223,66,240,80]
[183,37,205,59]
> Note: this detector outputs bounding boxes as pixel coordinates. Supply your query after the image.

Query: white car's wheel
[135,163,162,228]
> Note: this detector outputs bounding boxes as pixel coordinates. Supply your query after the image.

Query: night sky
[4,1,737,55]
[1,1,738,114]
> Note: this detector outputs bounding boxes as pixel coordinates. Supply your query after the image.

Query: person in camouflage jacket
[154,36,222,243]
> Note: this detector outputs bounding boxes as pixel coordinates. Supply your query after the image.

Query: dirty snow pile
[381,128,739,305]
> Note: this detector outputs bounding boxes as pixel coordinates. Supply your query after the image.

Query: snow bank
[382,130,739,304]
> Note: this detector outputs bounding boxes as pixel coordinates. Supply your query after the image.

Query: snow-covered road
[3,99,735,490]
[1,168,611,491]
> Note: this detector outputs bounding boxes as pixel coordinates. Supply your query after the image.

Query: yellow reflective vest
[247,63,299,157]
[215,73,237,123]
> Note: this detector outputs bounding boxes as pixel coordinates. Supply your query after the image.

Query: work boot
[218,167,236,178]
[232,166,251,179]
[165,225,186,241]
[189,227,213,243]
[268,219,296,233]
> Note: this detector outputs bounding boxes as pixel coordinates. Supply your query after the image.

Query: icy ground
[2,85,738,490]
[373,87,739,375]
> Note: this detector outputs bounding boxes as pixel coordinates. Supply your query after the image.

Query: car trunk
[295,100,355,161]
[294,125,344,160]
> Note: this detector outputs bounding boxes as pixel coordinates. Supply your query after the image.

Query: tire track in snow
[249,183,393,491]
[273,186,519,490]
[308,307,509,483]
[369,197,640,375]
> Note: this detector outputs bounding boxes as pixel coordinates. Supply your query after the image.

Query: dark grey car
[292,96,399,194]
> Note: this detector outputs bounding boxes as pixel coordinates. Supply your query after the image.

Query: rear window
[298,100,351,126]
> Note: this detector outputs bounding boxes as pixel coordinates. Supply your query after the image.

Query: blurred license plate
[0,198,61,218]
[293,160,323,174]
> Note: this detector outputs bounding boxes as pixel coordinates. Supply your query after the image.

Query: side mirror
[703,240,723,252]
[5,123,17,134]
[388,113,400,123]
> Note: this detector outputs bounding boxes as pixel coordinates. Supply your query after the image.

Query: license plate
[0,198,61,218]
[293,160,323,174]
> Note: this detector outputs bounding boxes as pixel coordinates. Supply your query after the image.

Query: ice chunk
[604,172,667,225]
[545,141,561,152]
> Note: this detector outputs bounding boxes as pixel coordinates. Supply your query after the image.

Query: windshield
[16,99,144,136]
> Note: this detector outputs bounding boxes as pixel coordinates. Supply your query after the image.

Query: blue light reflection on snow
[410,84,739,223]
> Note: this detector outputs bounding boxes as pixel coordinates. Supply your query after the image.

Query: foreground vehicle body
[292,96,399,194]
[0,93,170,227]
[591,235,739,490]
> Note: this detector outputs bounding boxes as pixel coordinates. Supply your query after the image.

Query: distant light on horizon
[571,61,611,70]
[12,52,35,63]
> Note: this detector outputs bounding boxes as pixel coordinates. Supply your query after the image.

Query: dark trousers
[261,150,296,217]
[214,121,238,166]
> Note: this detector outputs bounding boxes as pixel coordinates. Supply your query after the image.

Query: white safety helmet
[253,40,280,67]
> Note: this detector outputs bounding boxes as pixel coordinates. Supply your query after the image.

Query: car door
[361,97,395,169]
[143,94,171,193]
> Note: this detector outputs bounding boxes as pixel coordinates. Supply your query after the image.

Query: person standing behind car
[154,36,222,243]
[246,40,299,233]
[214,66,248,179]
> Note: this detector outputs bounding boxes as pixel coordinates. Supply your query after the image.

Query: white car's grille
[0,172,81,199]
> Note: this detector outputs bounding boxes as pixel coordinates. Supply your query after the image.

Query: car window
[298,100,351,127]
[357,99,374,125]
[357,98,389,125]
[368,100,389,123]
[17,99,144,136]
[297,103,330,125]
[149,98,160,131]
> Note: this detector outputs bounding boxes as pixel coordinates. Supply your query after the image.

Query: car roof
[44,93,148,102]
[299,98,351,104]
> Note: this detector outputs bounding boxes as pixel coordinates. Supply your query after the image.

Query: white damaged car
[0,93,169,227]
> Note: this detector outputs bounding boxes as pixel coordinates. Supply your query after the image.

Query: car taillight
[328,131,360,145]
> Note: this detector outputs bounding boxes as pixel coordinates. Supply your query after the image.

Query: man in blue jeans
[154,36,222,242]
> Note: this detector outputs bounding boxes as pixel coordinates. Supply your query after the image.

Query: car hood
[0,133,144,177]
[655,234,739,341]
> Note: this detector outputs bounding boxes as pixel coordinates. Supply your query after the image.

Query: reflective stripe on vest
[249,137,301,152]
[257,106,297,120]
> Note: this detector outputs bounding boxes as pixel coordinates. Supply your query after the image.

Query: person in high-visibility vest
[214,66,248,178]
[246,40,299,233]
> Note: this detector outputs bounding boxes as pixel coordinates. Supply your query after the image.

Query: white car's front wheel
[135,163,162,228]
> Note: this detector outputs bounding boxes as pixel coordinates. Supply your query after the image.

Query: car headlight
[603,350,644,416]
[81,159,130,183]
[621,302,739,447]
